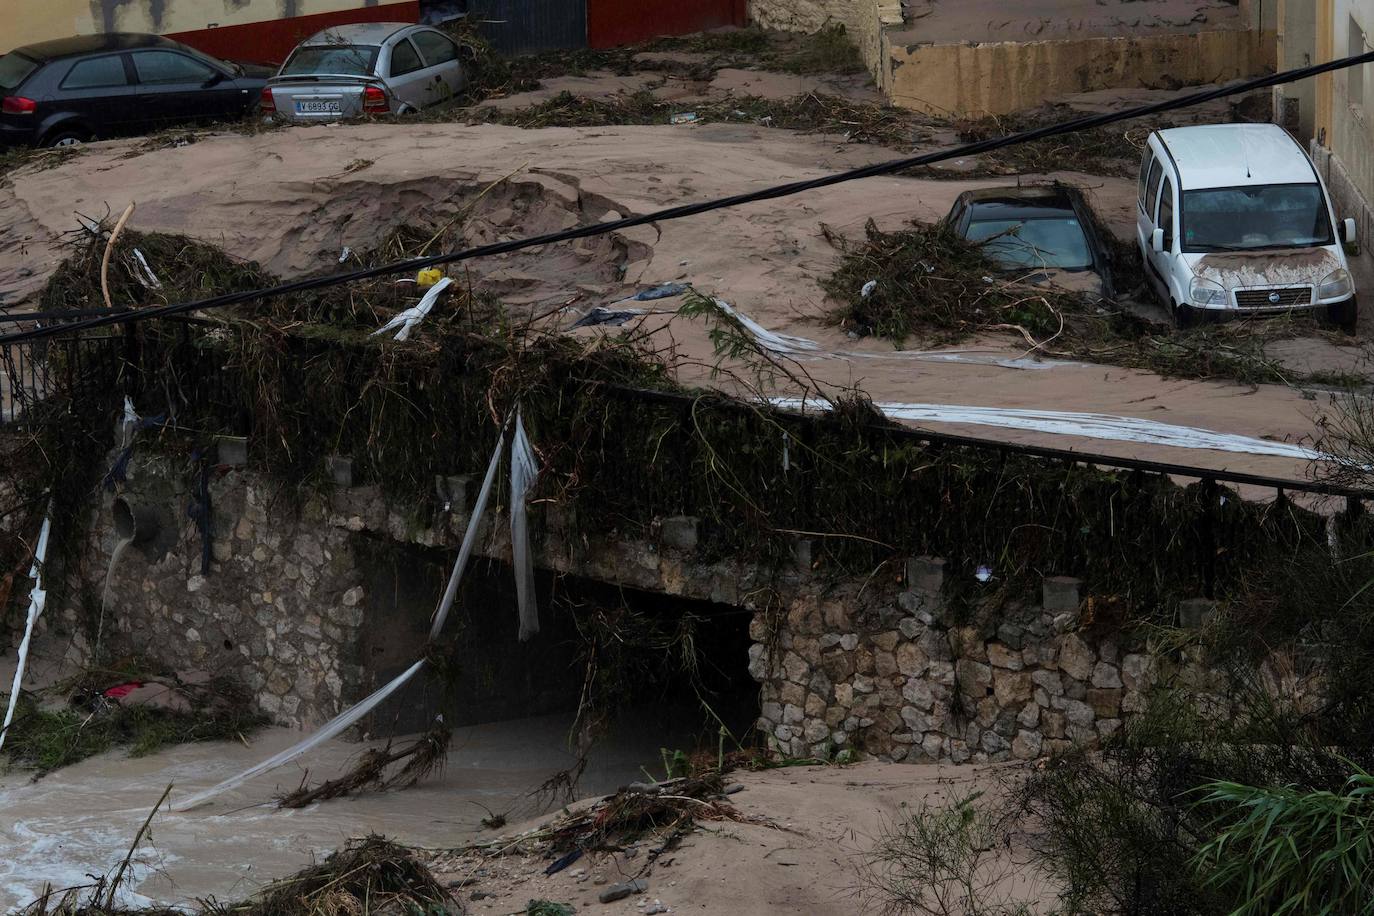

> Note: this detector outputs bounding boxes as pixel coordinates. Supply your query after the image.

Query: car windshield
[1182,183,1333,252]
[965,217,1094,270]
[0,52,39,91]
[280,45,378,76]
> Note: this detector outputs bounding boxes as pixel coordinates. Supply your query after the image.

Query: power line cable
[5,48,1374,346]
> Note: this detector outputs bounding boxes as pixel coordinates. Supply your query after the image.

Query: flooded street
[0,714,675,910]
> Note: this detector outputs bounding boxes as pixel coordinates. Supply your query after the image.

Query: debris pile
[823,219,1360,386]
[277,721,452,808]
[16,836,453,916]
[431,772,754,900]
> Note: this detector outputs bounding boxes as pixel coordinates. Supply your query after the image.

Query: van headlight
[1318,268,1354,300]
[1190,277,1227,307]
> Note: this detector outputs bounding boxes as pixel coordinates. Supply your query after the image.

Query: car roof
[1156,124,1316,190]
[11,32,179,62]
[300,22,417,47]
[961,187,1082,221]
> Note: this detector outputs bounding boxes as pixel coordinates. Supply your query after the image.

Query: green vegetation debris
[823,218,1362,386]
[2,677,264,775]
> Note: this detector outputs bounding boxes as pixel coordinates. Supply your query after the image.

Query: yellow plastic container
[416,268,444,288]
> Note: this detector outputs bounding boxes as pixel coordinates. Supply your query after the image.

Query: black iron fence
[0,322,126,426]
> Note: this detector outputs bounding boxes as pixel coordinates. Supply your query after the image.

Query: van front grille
[1234,287,1313,309]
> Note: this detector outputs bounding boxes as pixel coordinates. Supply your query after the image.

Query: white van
[1136,123,1359,332]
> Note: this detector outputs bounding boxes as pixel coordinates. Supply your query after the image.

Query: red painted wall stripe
[587,0,747,50]
[166,1,421,66]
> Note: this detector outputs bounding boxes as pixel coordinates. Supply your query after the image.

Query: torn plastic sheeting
[0,510,52,753]
[172,659,425,811]
[130,249,162,290]
[511,410,539,642]
[429,416,507,640]
[711,298,1070,371]
[175,421,508,811]
[626,282,691,302]
[712,298,826,358]
[371,277,453,341]
[769,396,1324,461]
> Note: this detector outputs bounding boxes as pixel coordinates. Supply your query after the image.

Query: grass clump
[1020,537,1374,914]
[1192,770,1374,914]
[859,790,1036,916]
[3,676,265,775]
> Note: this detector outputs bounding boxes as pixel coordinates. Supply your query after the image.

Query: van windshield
[1181,183,1333,252]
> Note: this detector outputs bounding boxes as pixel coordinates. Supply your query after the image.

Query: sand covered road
[427,760,1053,915]
[0,120,1352,480]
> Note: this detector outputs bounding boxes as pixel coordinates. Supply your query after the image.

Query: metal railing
[0,318,126,426]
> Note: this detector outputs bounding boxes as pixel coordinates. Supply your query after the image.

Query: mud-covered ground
[2,103,1366,481]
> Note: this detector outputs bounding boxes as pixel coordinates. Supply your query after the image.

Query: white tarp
[0,511,52,753]
[710,298,1071,371]
[510,410,539,642]
[770,396,1323,461]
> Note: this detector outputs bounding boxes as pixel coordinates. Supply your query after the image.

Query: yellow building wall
[1317,0,1374,254]
[8,0,372,54]
[885,29,1277,117]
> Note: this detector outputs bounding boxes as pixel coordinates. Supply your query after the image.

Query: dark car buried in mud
[946,186,1115,301]
[0,33,270,148]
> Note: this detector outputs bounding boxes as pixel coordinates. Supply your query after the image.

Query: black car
[946,186,1116,300]
[0,33,271,148]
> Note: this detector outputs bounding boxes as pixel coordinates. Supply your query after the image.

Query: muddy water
[0,714,678,910]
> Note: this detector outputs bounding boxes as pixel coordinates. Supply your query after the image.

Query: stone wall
[48,449,1256,759]
[748,558,1180,764]
[69,456,370,728]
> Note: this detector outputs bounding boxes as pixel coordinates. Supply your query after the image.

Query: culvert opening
[358,545,757,752]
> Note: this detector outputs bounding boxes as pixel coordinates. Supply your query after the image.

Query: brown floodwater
[0,714,678,910]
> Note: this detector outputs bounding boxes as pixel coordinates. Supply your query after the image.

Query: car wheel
[43,128,90,148]
[1326,299,1358,336]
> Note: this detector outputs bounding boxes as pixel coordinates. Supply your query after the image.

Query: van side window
[1145,161,1164,220]
[1139,148,1155,208]
[1158,177,1175,249]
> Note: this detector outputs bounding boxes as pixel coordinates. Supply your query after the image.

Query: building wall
[886,28,1277,117]
[7,0,418,63]
[747,0,893,78]
[1276,0,1319,138]
[1325,0,1374,217]
[589,0,747,50]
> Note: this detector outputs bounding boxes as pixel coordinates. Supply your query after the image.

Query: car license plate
[296,99,341,114]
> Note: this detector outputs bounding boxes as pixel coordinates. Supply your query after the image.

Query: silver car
[262,23,471,122]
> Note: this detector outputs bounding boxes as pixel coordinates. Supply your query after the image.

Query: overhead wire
[4,48,1374,346]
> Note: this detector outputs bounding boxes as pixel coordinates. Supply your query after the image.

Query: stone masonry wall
[40,444,1246,757]
[68,455,370,728]
[748,558,1180,764]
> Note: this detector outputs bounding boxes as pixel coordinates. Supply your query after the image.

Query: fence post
[1201,478,1217,600]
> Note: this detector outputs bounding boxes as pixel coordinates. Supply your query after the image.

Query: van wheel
[1326,299,1359,336]
[1172,300,1200,329]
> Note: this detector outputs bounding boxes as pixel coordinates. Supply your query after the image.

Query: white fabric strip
[0,511,52,752]
[770,396,1322,461]
[510,410,539,642]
